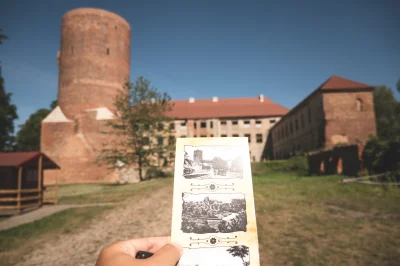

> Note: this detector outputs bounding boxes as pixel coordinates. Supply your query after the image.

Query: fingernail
[171,242,183,256]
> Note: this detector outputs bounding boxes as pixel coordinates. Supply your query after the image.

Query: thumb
[146,243,183,266]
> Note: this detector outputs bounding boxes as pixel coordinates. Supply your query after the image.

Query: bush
[362,136,400,174]
[144,166,170,179]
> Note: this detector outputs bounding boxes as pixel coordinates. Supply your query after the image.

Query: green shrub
[145,166,170,179]
[362,136,400,174]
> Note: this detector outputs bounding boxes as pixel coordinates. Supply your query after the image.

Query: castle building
[166,96,288,162]
[268,75,377,159]
[41,7,288,184]
[41,8,132,184]
[41,7,376,184]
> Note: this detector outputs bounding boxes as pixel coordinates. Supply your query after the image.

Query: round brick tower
[57,8,131,119]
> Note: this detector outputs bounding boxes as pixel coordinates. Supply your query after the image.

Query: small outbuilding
[0,152,60,215]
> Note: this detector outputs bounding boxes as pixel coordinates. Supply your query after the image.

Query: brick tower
[41,8,134,184]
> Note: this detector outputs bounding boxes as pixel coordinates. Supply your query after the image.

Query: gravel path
[0,203,115,231]
[15,186,173,266]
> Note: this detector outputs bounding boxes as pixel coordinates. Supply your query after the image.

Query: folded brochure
[171,137,260,266]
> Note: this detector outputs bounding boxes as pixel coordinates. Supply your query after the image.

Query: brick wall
[57,8,131,119]
[270,90,325,159]
[322,90,377,149]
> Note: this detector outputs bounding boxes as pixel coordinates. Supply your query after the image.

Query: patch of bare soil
[14,186,173,266]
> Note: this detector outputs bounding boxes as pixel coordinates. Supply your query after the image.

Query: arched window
[356,98,363,111]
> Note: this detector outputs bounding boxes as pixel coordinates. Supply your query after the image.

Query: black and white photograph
[181,193,247,234]
[183,145,244,179]
[178,246,250,266]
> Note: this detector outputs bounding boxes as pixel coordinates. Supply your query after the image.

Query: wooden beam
[38,155,43,206]
[17,166,22,212]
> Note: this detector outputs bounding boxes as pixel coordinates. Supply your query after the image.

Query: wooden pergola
[0,152,60,215]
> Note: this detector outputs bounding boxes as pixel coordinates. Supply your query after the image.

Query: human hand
[95,236,183,266]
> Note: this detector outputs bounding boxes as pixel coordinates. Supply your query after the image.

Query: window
[232,120,238,125]
[143,137,150,146]
[308,107,312,123]
[221,121,227,126]
[168,136,175,145]
[301,114,305,129]
[256,120,262,128]
[26,169,38,182]
[270,119,276,124]
[232,134,239,137]
[169,123,175,130]
[144,122,149,130]
[194,135,197,138]
[221,134,227,137]
[295,119,299,131]
[285,124,289,137]
[210,134,214,137]
[157,137,164,146]
[180,121,187,127]
[200,135,206,137]
[356,98,363,111]
[194,121,197,129]
[245,134,251,143]
[200,122,207,128]
[256,134,262,143]
[157,123,163,131]
[290,121,293,134]
[106,48,110,55]
[210,121,213,128]
[243,120,250,127]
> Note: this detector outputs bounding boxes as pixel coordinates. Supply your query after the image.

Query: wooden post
[55,173,59,204]
[17,166,22,213]
[38,155,43,206]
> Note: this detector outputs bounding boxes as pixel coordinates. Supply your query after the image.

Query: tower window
[106,48,110,55]
[356,98,363,111]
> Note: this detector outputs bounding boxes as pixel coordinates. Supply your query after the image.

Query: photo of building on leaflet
[41,7,377,184]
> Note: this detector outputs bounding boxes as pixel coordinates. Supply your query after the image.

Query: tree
[97,76,174,181]
[373,85,400,140]
[0,75,18,151]
[226,246,250,266]
[0,29,18,151]
[15,100,57,151]
[0,28,7,44]
[16,109,49,151]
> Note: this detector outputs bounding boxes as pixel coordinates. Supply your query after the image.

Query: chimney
[259,94,264,102]
[212,96,218,102]
[189,97,195,103]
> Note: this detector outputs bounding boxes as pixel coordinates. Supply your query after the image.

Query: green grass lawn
[1,161,399,266]
[58,177,173,204]
[253,162,400,266]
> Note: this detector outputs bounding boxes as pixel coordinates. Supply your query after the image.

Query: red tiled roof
[270,75,374,130]
[166,97,289,119]
[319,75,373,90]
[0,152,59,168]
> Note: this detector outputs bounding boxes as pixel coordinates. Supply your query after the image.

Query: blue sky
[1,0,399,127]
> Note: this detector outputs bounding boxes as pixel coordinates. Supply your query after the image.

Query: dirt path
[15,186,173,266]
[0,203,115,231]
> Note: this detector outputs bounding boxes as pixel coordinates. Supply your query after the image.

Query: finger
[146,243,183,266]
[116,236,172,257]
